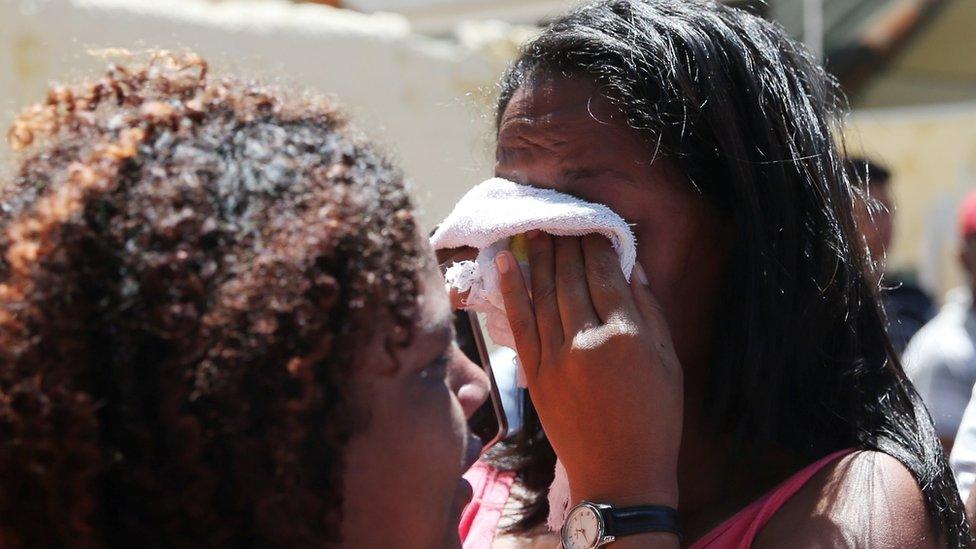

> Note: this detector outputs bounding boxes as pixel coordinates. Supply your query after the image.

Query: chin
[438,531,464,549]
[438,477,473,548]
[428,514,462,549]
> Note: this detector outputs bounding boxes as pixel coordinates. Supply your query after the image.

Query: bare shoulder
[491,526,558,549]
[754,450,939,548]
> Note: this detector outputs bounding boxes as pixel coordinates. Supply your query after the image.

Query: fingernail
[635,263,649,286]
[496,252,512,274]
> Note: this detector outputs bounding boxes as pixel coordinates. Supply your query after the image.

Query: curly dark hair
[0,52,424,547]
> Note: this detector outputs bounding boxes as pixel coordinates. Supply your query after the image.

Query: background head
[957,190,976,287]
[494,0,966,541]
[0,52,484,547]
[847,156,894,273]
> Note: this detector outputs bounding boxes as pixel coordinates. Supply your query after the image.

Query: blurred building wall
[848,102,976,300]
[4,0,975,300]
[344,0,576,34]
[855,0,976,109]
[0,0,524,231]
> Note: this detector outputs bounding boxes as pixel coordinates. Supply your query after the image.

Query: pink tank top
[458,448,854,549]
[690,449,855,548]
[459,461,517,549]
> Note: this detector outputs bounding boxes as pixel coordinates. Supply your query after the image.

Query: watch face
[562,504,602,549]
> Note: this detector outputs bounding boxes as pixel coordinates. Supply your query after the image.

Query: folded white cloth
[431,177,637,350]
[430,177,637,532]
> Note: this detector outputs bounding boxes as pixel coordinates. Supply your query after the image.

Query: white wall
[345,0,576,35]
[1,0,519,230]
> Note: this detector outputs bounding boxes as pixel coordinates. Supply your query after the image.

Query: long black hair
[491,0,971,545]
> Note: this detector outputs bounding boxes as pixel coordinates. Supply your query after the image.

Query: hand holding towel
[431,177,638,532]
[431,177,637,351]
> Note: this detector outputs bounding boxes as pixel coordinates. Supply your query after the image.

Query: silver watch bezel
[560,500,616,549]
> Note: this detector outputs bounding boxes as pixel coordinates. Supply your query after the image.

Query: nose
[447,345,490,420]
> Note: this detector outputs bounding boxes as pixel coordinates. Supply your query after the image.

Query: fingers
[629,263,673,343]
[525,231,563,351]
[581,234,636,322]
[495,251,542,382]
[553,236,600,334]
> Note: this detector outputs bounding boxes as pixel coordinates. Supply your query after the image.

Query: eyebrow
[497,118,570,149]
[427,323,455,362]
[561,166,637,186]
[405,313,454,368]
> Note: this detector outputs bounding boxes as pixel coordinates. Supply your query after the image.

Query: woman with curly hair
[0,52,488,547]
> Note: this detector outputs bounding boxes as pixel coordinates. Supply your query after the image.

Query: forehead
[504,74,601,118]
[357,241,452,373]
[415,256,451,333]
[497,75,644,160]
[500,75,627,137]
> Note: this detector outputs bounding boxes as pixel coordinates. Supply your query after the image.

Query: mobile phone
[454,309,508,453]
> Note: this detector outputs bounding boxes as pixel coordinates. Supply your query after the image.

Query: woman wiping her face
[438,0,972,547]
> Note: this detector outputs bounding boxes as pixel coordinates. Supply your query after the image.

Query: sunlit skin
[481,73,939,547]
[341,250,489,549]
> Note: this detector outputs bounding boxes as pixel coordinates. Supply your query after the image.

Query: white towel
[430,177,637,532]
[431,177,637,349]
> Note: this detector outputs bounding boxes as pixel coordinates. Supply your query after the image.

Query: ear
[959,243,972,275]
[353,313,401,379]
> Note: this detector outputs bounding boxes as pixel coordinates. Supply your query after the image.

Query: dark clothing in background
[883,274,936,356]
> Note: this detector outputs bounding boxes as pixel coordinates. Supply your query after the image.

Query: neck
[676,361,803,540]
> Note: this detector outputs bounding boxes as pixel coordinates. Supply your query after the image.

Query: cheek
[407,379,466,469]
[635,213,714,301]
[369,377,464,474]
[341,377,467,544]
[633,196,731,349]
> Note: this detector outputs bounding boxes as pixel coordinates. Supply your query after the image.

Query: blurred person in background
[905,190,976,453]
[0,53,488,548]
[441,0,971,547]
[848,156,935,355]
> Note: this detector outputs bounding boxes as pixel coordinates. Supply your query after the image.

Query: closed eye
[563,167,603,182]
[563,166,635,182]
[420,349,450,380]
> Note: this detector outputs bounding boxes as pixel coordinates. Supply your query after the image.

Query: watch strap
[604,504,682,540]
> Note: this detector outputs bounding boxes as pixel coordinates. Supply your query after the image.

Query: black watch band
[603,504,682,540]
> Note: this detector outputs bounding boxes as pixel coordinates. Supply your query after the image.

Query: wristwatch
[560,500,681,548]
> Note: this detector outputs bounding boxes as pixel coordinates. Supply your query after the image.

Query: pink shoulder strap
[459,461,516,549]
[691,449,856,549]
